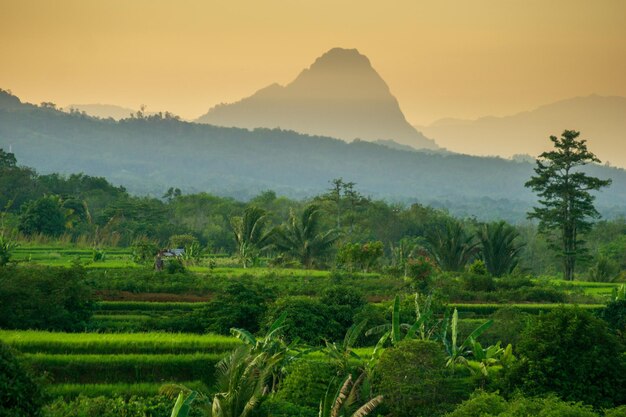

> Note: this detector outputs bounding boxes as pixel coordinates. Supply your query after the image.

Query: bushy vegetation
[0,341,46,417]
[506,307,626,409]
[0,142,625,416]
[0,264,93,331]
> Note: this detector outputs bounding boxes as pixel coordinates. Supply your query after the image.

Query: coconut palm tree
[477,221,524,277]
[273,204,341,268]
[230,206,274,268]
[319,373,383,417]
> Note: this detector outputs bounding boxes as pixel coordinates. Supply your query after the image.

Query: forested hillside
[2,89,625,222]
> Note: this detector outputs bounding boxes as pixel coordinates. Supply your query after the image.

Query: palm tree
[210,345,271,417]
[477,221,524,277]
[273,205,341,268]
[424,220,479,271]
[319,373,383,417]
[230,206,274,268]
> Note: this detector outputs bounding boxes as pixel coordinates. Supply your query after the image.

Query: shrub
[0,341,46,417]
[606,406,626,417]
[406,255,437,291]
[0,265,93,331]
[444,390,507,417]
[263,296,343,344]
[507,307,626,409]
[462,273,496,292]
[600,299,626,339]
[446,391,599,417]
[276,360,338,408]
[373,339,466,417]
[468,259,488,276]
[252,397,317,417]
[482,307,530,346]
[320,286,366,330]
[199,279,274,334]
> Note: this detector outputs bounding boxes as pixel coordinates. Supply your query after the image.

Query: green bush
[507,307,626,409]
[463,273,496,292]
[263,296,343,345]
[0,265,93,331]
[446,391,599,417]
[0,341,46,417]
[606,406,626,417]
[600,299,626,339]
[444,390,507,417]
[252,396,317,417]
[373,339,468,417]
[276,360,338,408]
[320,285,366,330]
[194,279,274,334]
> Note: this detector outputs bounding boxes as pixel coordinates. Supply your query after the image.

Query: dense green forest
[2,89,626,222]
[2,148,625,278]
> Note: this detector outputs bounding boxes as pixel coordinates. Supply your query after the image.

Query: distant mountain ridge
[2,89,625,222]
[417,95,626,168]
[196,48,438,150]
[66,104,137,120]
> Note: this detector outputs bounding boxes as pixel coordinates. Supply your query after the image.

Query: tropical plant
[388,237,419,277]
[477,221,524,277]
[231,312,307,393]
[231,206,274,268]
[424,220,479,272]
[0,234,17,266]
[612,284,626,301]
[525,130,612,281]
[182,241,204,265]
[210,345,272,417]
[318,373,383,417]
[366,294,443,348]
[273,205,341,268]
[323,320,368,375]
[443,308,493,371]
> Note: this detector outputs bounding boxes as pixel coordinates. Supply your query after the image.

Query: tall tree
[525,130,611,281]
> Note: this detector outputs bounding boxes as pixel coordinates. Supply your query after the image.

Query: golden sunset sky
[1,0,625,125]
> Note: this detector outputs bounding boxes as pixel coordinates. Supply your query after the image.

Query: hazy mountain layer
[196,48,438,150]
[1,90,625,222]
[418,95,626,168]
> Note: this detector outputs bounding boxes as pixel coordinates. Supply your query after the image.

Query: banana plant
[612,284,626,301]
[170,391,198,417]
[443,308,493,370]
[319,373,383,417]
[324,319,368,375]
[366,294,440,347]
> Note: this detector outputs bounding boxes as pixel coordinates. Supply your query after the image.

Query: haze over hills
[196,48,438,150]
[417,95,626,168]
[2,89,626,222]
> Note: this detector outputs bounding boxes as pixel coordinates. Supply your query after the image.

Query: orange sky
[1,0,625,125]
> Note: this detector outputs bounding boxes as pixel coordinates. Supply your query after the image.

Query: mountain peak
[196,48,438,150]
[309,48,372,71]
